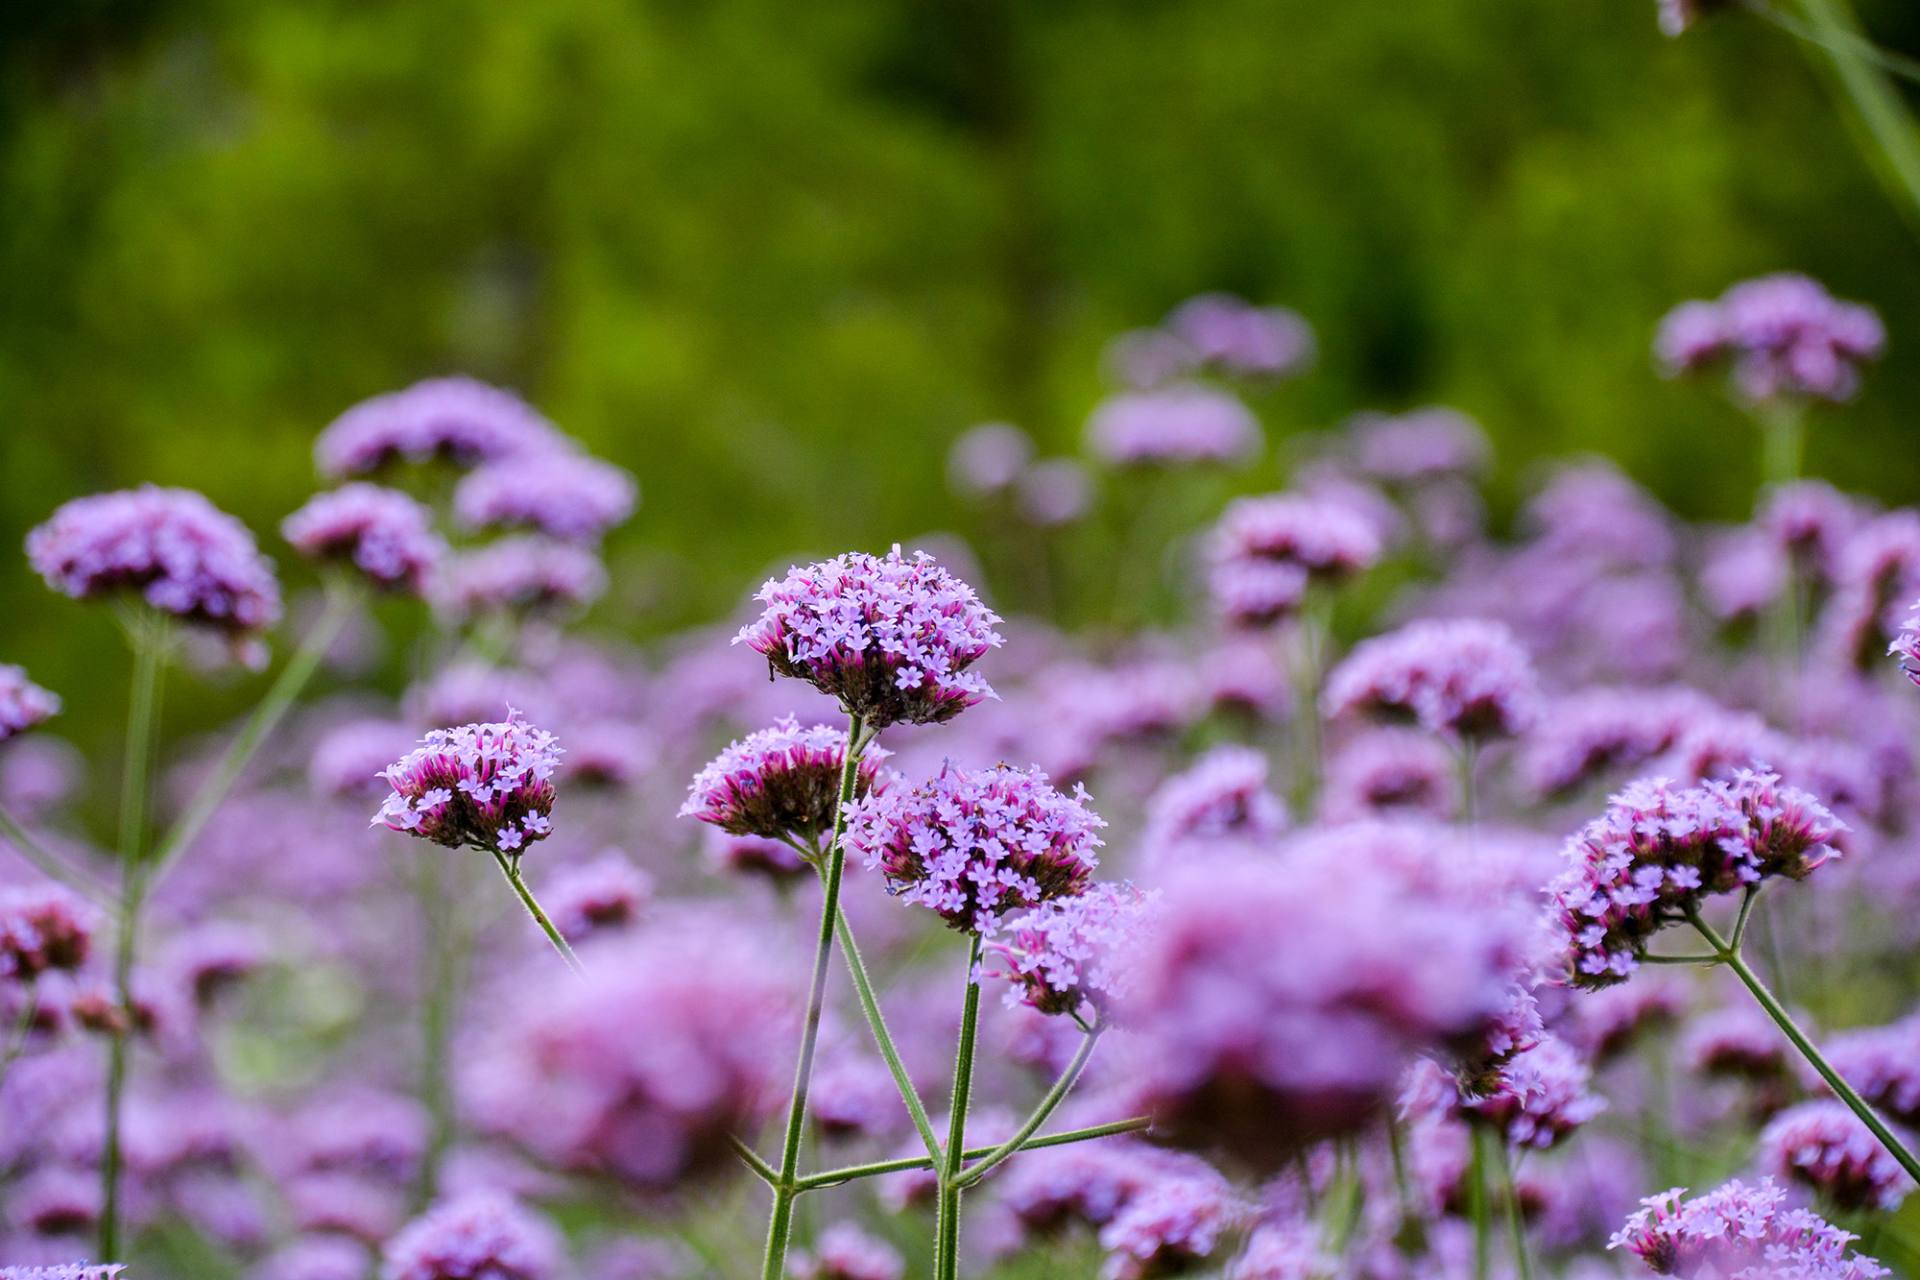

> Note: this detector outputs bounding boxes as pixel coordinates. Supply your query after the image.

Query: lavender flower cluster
[373,711,562,854]
[1657,274,1884,405]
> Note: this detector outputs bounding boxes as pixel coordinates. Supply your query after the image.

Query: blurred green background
[5,0,1920,753]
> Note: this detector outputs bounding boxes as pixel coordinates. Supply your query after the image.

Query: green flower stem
[100,618,168,1263]
[1689,911,1920,1185]
[830,906,944,1166]
[954,1026,1101,1190]
[760,711,867,1280]
[1497,1142,1534,1280]
[148,583,359,890]
[1792,0,1920,232]
[797,1117,1151,1191]
[731,1135,779,1185]
[1467,1120,1492,1280]
[0,983,41,1085]
[415,851,462,1208]
[489,849,585,976]
[934,932,986,1280]
[1288,593,1332,813]
[0,805,115,904]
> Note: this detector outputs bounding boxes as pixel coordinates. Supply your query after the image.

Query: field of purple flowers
[12,3,1920,1275]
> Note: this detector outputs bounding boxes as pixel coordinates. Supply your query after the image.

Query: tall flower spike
[1548,770,1845,989]
[373,711,562,855]
[844,762,1104,933]
[453,452,638,544]
[735,546,1003,729]
[283,484,444,595]
[27,486,282,640]
[680,716,892,842]
[0,664,60,744]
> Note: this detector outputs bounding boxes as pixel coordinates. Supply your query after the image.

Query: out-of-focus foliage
[4,0,1919,752]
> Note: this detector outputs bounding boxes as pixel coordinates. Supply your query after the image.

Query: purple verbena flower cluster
[282,484,444,595]
[1207,493,1383,627]
[1759,1100,1916,1212]
[788,1222,905,1280]
[432,536,607,622]
[1548,770,1845,988]
[0,665,60,744]
[27,486,281,639]
[381,1191,562,1280]
[1656,274,1884,404]
[1323,617,1541,740]
[0,887,95,982]
[1609,1177,1887,1278]
[315,377,564,478]
[1085,386,1262,467]
[454,453,637,544]
[680,716,892,842]
[736,547,1003,729]
[983,881,1155,1018]
[373,711,562,854]
[844,762,1104,932]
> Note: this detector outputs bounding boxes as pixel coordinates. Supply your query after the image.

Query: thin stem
[0,984,41,1084]
[100,619,167,1264]
[831,907,944,1165]
[1748,1,1920,84]
[1793,0,1920,231]
[1692,913,1920,1185]
[148,584,358,889]
[760,711,866,1280]
[489,849,584,976]
[1467,1121,1492,1280]
[1498,1141,1534,1280]
[1457,739,1481,831]
[934,932,986,1280]
[413,851,464,1208]
[1731,884,1762,952]
[731,1136,779,1186]
[1641,952,1723,965]
[954,1027,1101,1189]
[796,1117,1151,1191]
[1288,594,1331,813]
[0,806,115,905]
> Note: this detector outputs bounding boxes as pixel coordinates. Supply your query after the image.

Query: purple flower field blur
[13,7,1920,1280]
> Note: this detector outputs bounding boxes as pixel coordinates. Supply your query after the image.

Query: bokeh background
[5,0,1920,755]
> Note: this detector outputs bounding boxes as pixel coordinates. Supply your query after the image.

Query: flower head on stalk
[1347,407,1490,486]
[0,885,97,981]
[454,452,637,544]
[432,536,606,623]
[1825,1015,1920,1127]
[844,762,1104,933]
[380,1191,562,1280]
[736,547,1003,729]
[1142,746,1287,854]
[282,484,443,595]
[1656,274,1884,405]
[1760,1101,1916,1212]
[316,377,565,478]
[948,422,1034,498]
[1462,1035,1606,1150]
[985,882,1157,1018]
[1096,1162,1247,1280]
[1207,493,1382,628]
[0,664,60,744]
[1609,1177,1887,1278]
[1548,770,1845,989]
[27,486,282,645]
[1085,385,1262,467]
[680,717,892,844]
[373,712,562,855]
[541,854,651,945]
[1323,618,1541,741]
